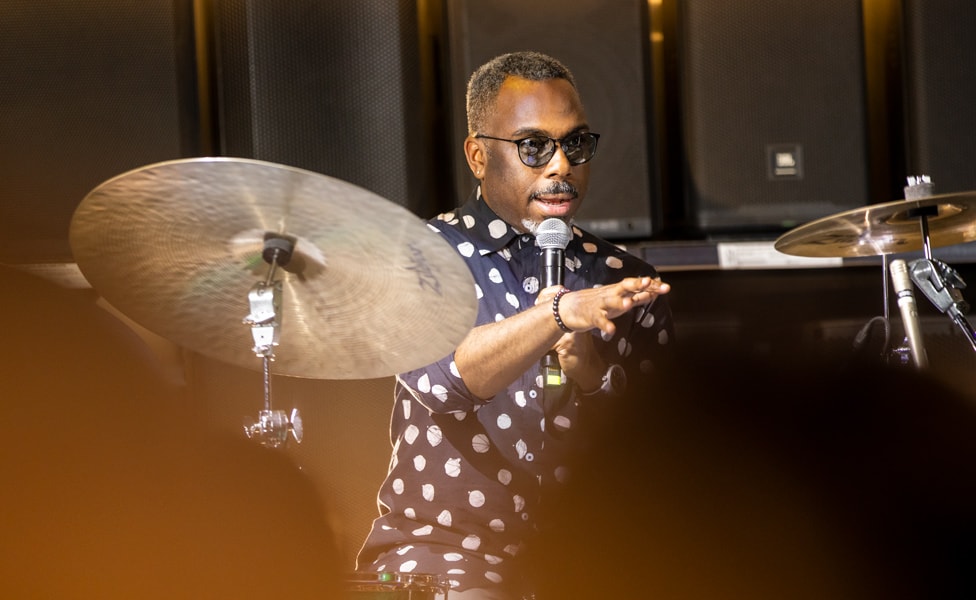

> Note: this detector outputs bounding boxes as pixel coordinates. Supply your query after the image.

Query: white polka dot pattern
[358,194,673,594]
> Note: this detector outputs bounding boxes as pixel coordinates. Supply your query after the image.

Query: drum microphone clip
[910,258,976,353]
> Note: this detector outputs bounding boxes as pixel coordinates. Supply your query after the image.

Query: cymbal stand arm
[257,247,287,411]
[263,248,281,287]
[920,216,933,260]
[262,355,272,411]
[242,238,303,447]
[951,313,976,353]
[881,254,890,321]
[904,175,935,260]
[243,280,281,407]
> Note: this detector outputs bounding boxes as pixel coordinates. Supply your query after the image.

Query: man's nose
[544,142,573,176]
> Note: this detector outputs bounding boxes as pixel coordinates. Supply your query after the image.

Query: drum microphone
[536,218,572,387]
[890,258,929,369]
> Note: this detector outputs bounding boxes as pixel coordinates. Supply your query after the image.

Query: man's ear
[464,136,486,180]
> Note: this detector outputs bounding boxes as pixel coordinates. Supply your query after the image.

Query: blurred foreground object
[0,266,344,599]
[534,343,976,599]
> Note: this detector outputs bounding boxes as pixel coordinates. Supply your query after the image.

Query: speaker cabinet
[208,0,437,217]
[0,0,199,264]
[900,1,976,194]
[678,0,871,234]
[444,0,660,240]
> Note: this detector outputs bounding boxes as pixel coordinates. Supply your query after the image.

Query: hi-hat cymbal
[774,192,976,258]
[69,157,477,379]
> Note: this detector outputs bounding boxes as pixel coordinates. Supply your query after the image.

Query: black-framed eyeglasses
[474,132,601,167]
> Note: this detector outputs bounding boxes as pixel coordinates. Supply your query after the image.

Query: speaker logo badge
[767,143,804,180]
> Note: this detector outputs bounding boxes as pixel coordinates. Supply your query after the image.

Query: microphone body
[890,258,929,369]
[542,244,565,289]
[536,218,572,387]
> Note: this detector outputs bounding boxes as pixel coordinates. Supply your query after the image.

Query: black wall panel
[900,1,976,194]
[0,0,199,263]
[208,0,437,217]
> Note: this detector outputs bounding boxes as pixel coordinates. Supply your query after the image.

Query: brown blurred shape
[0,265,343,599]
[533,342,976,599]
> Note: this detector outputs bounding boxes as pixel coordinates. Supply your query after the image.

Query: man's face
[469,76,592,233]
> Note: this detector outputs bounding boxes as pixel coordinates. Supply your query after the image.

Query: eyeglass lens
[519,133,598,167]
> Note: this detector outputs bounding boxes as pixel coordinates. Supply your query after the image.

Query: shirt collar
[450,187,521,254]
[445,187,580,256]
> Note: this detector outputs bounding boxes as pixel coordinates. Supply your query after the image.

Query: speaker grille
[901,1,976,194]
[211,0,433,215]
[679,0,870,233]
[0,0,197,263]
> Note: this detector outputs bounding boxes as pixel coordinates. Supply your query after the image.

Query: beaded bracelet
[552,287,573,333]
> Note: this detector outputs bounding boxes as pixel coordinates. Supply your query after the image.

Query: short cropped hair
[465,51,577,136]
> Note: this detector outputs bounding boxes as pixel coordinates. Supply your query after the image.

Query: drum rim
[345,571,450,592]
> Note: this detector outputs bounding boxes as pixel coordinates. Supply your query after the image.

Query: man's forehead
[490,77,587,131]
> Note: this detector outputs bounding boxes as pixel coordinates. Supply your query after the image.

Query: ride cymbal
[774,192,976,258]
[70,157,477,379]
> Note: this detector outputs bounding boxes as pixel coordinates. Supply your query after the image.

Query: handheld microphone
[538,218,570,288]
[890,258,929,369]
[536,218,572,387]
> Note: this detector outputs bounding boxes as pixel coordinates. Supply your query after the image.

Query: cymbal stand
[242,235,303,448]
[852,254,894,364]
[901,177,976,354]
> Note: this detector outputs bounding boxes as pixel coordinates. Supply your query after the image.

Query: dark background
[3,0,976,570]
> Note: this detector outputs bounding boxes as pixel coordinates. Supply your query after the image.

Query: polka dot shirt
[357,191,673,596]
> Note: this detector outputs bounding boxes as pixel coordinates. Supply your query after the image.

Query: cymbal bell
[774,192,976,258]
[69,157,477,380]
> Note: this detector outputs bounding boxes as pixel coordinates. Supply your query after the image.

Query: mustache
[531,181,578,200]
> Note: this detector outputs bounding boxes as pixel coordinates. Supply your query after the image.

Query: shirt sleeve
[620,291,674,388]
[395,350,487,414]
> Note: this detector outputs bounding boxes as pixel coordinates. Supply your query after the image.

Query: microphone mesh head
[535,218,572,250]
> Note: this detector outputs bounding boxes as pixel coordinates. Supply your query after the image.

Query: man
[357,51,673,599]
